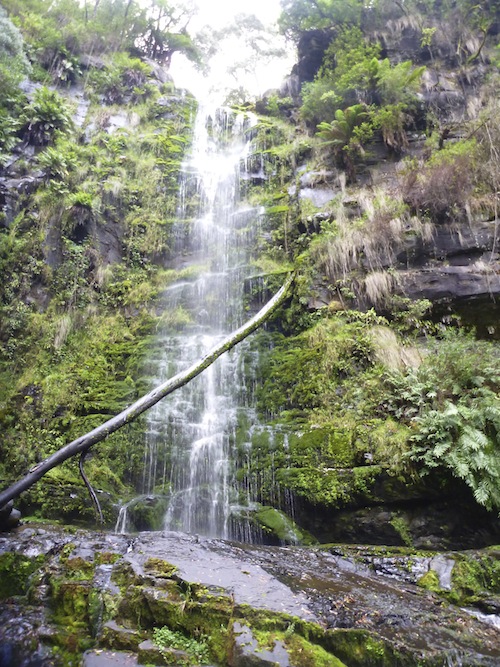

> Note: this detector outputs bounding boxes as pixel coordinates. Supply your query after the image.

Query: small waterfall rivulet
[132,102,264,539]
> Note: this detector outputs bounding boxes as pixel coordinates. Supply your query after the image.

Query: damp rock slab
[1,525,500,667]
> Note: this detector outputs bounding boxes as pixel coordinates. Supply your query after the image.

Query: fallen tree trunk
[0,272,294,509]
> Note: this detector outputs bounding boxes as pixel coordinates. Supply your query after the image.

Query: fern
[408,398,500,511]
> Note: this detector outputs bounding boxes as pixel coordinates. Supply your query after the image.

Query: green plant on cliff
[0,2,197,518]
[0,9,30,159]
[316,104,372,181]
[300,27,380,126]
[400,138,482,221]
[381,332,500,509]
[300,25,424,133]
[409,399,500,510]
[87,52,155,104]
[21,86,74,146]
[153,626,211,664]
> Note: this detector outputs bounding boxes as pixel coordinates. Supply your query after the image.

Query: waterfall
[141,104,261,539]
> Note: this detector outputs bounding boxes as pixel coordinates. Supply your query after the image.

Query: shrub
[87,53,152,105]
[37,145,77,180]
[409,399,500,510]
[316,104,372,180]
[400,139,481,221]
[382,331,500,510]
[21,86,74,146]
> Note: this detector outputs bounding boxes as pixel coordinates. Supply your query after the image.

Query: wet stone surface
[0,525,499,666]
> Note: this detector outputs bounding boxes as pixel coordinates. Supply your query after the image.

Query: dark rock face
[296,29,335,85]
[294,475,500,551]
[0,173,43,228]
[0,501,21,531]
[395,220,500,304]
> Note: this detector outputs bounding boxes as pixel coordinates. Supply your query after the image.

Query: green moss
[389,515,413,548]
[95,552,122,565]
[249,628,348,667]
[417,570,441,593]
[153,626,210,665]
[252,506,317,545]
[288,427,356,468]
[318,628,406,667]
[0,553,45,598]
[52,580,91,625]
[0,71,196,524]
[276,465,382,509]
[449,552,500,604]
[63,556,95,580]
[144,557,179,578]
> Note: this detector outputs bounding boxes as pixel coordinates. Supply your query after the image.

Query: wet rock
[230,504,317,545]
[143,58,173,84]
[101,620,143,651]
[299,186,337,207]
[80,54,106,70]
[296,29,334,85]
[0,174,44,228]
[279,73,301,100]
[116,495,170,532]
[138,639,189,665]
[230,623,291,667]
[105,111,131,134]
[0,501,21,531]
[1,526,500,666]
[397,263,500,302]
[82,649,144,667]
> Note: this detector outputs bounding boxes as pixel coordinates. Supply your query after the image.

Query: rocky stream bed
[0,524,499,666]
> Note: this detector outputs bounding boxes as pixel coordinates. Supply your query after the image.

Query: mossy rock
[250,506,317,545]
[417,569,441,593]
[144,557,178,578]
[0,552,45,599]
[122,495,170,531]
[448,551,500,605]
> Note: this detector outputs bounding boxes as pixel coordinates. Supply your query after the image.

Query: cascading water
[138,103,262,539]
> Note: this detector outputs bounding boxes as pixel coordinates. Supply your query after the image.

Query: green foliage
[301,25,424,160]
[0,9,31,76]
[256,314,377,420]
[401,139,482,220]
[87,53,154,105]
[381,332,500,510]
[153,626,211,664]
[278,0,364,39]
[0,62,196,519]
[300,27,380,126]
[0,10,30,160]
[371,103,409,152]
[21,86,73,146]
[374,59,425,106]
[316,104,372,179]
[37,145,78,180]
[316,105,369,149]
[0,110,20,163]
[409,400,500,510]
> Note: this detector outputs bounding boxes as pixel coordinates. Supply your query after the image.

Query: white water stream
[119,104,263,538]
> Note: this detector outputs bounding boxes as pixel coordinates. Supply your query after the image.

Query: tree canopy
[278,0,365,39]
[1,0,200,64]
